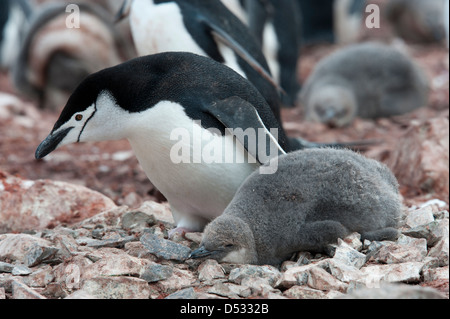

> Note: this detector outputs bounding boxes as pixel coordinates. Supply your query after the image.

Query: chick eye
[75,114,83,121]
[225,244,234,248]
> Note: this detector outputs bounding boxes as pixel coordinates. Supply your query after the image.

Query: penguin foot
[168,227,195,239]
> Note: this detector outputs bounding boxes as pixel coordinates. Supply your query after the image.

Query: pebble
[140,233,191,261]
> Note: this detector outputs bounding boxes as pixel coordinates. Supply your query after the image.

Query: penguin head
[190,215,258,264]
[35,72,129,160]
[306,85,357,128]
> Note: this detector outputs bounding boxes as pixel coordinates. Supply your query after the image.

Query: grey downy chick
[191,148,402,266]
[301,42,429,127]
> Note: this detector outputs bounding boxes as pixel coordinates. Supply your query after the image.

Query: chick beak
[189,246,213,259]
[35,127,73,160]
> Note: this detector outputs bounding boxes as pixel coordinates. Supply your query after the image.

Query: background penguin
[0,0,32,71]
[300,42,429,127]
[190,148,402,266]
[296,0,366,45]
[117,0,283,124]
[12,2,126,111]
[244,0,302,108]
[386,0,448,45]
[35,52,289,238]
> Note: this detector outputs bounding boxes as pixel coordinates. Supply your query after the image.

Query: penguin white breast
[130,1,206,56]
[262,22,280,84]
[125,101,259,220]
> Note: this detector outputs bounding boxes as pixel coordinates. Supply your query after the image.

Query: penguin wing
[205,96,286,164]
[201,17,283,93]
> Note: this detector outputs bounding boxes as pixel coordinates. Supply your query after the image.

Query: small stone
[372,235,428,264]
[0,234,53,263]
[156,268,196,295]
[434,210,449,220]
[307,267,348,293]
[427,237,449,266]
[76,235,136,249]
[406,206,435,228]
[0,262,14,273]
[423,266,449,282]
[121,211,156,230]
[333,239,366,269]
[198,260,225,282]
[165,287,197,299]
[64,290,98,299]
[140,233,191,261]
[82,276,151,299]
[0,287,5,299]
[325,259,364,284]
[184,232,203,244]
[140,264,173,283]
[11,279,46,299]
[343,233,363,251]
[12,265,32,276]
[295,251,313,266]
[228,265,282,288]
[208,282,251,299]
[360,262,424,286]
[82,249,149,279]
[22,265,54,288]
[24,244,59,267]
[283,286,328,299]
[403,221,441,245]
[278,263,323,289]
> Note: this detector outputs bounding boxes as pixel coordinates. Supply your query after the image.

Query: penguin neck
[124,100,259,217]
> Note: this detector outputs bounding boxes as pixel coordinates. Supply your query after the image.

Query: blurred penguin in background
[0,0,32,71]
[386,0,448,45]
[245,0,302,107]
[301,42,429,127]
[297,0,366,45]
[13,2,127,111]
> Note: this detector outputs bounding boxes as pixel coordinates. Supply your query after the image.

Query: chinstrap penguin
[0,0,31,70]
[191,148,402,266]
[386,0,448,45]
[13,2,124,111]
[301,42,429,127]
[296,0,365,45]
[116,0,283,123]
[35,52,289,237]
[245,0,302,107]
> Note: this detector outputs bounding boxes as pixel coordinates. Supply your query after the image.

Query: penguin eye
[75,114,83,121]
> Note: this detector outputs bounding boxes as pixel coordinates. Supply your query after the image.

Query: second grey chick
[190,148,402,266]
[300,42,429,127]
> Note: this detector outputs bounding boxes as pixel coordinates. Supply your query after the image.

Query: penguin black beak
[115,0,131,24]
[189,246,214,259]
[35,127,73,160]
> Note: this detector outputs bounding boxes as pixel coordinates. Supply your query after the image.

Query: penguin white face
[306,86,357,127]
[36,90,128,159]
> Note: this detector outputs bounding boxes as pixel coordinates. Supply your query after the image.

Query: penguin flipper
[205,20,284,94]
[206,96,286,164]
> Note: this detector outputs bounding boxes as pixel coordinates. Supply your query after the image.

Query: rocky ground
[0,37,449,299]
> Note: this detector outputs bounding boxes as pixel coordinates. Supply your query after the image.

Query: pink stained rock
[0,171,116,233]
[386,118,449,202]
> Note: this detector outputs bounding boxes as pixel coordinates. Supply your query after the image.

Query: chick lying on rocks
[301,42,429,127]
[190,149,402,266]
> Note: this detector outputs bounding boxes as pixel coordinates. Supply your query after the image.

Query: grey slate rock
[140,264,173,283]
[140,233,191,261]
